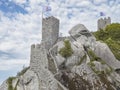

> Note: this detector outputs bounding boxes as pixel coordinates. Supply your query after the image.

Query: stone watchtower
[30,16,59,71]
[42,16,59,50]
[97,17,111,30]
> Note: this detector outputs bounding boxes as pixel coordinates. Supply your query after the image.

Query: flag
[100,12,105,16]
[42,5,52,18]
[42,5,52,12]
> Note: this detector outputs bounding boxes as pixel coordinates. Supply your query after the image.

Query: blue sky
[0,0,120,84]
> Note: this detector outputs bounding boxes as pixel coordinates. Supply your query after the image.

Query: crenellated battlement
[30,43,48,71]
[97,17,111,30]
[31,44,43,49]
[43,16,59,26]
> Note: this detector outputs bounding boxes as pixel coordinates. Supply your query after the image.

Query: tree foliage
[59,40,73,58]
[93,23,120,60]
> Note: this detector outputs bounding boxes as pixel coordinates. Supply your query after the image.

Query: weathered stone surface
[71,63,116,90]
[17,69,39,90]
[97,17,111,30]
[69,24,92,39]
[76,35,89,47]
[94,41,120,69]
[1,17,120,90]
[42,16,59,50]
[55,54,66,67]
[53,41,66,68]
[30,43,48,71]
[65,41,85,69]
[0,81,8,90]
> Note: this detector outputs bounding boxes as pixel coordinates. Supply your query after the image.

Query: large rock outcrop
[1,23,120,90]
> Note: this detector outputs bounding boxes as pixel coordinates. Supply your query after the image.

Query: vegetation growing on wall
[7,77,15,90]
[59,40,73,58]
[93,23,120,60]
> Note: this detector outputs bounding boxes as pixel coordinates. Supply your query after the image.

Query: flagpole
[42,10,43,19]
[42,8,43,28]
[41,8,43,42]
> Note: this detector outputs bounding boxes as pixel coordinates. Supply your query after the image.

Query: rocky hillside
[0,23,120,90]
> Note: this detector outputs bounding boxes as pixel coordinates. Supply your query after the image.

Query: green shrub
[59,40,73,58]
[93,29,108,41]
[105,23,120,41]
[7,77,16,90]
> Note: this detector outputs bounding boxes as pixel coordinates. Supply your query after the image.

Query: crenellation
[31,44,35,48]
[97,17,111,30]
[36,44,41,49]
[43,16,59,26]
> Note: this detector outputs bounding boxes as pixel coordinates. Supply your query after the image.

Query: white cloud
[0,59,29,71]
[0,0,120,83]
[93,0,108,4]
[12,0,27,4]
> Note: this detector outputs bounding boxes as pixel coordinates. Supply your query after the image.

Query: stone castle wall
[30,43,48,71]
[30,16,59,72]
[97,17,111,30]
[42,16,59,50]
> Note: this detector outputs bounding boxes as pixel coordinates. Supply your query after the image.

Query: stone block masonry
[97,17,111,30]
[30,16,60,73]
[30,43,48,71]
[42,16,59,50]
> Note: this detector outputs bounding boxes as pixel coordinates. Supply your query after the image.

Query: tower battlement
[42,16,59,26]
[31,43,45,49]
[97,17,111,30]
